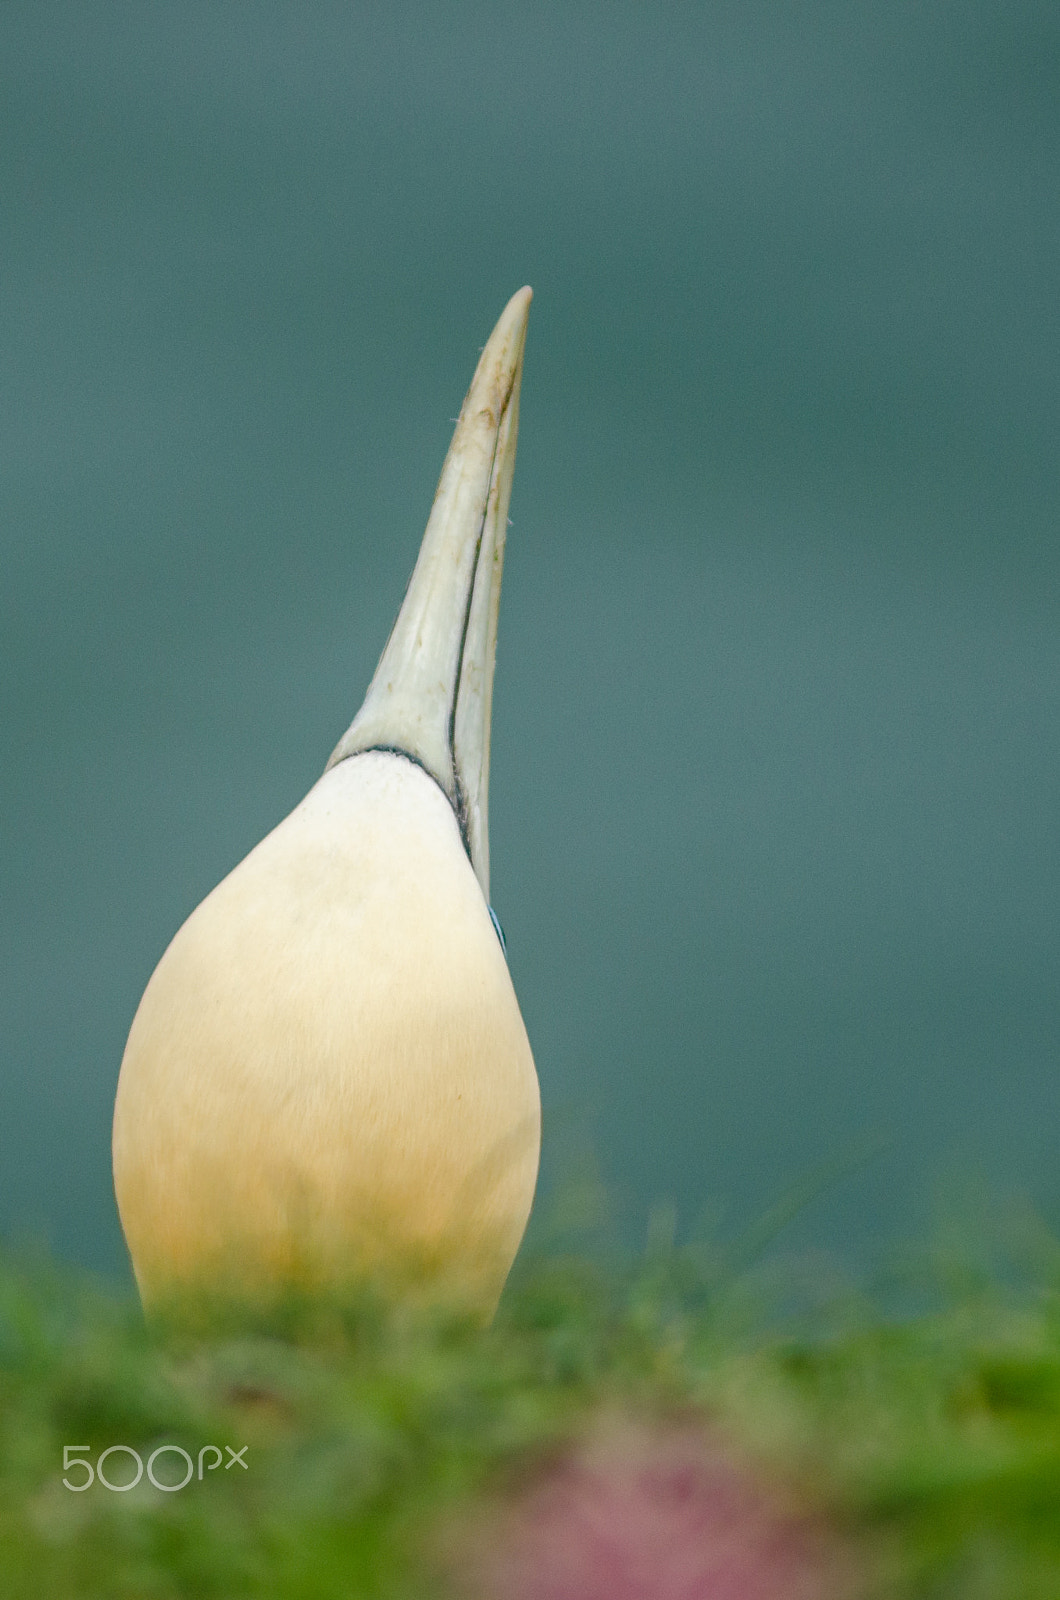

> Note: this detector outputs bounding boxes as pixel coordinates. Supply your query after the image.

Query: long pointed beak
[326,287,531,902]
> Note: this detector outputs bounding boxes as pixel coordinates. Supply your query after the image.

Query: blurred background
[2,1,1058,1281]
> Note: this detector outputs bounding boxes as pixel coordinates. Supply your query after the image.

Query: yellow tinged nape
[113,291,540,1318]
[113,757,539,1313]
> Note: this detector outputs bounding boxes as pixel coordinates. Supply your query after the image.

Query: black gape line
[341,743,508,959]
[443,362,512,781]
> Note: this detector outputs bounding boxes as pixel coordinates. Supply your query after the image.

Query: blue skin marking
[488,905,507,956]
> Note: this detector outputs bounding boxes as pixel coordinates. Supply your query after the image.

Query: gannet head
[112,290,540,1317]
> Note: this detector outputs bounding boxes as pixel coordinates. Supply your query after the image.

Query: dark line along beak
[326,287,531,903]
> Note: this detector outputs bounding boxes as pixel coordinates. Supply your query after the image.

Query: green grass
[3,1195,1060,1598]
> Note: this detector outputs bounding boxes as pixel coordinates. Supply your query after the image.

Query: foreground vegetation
[2,1193,1060,1597]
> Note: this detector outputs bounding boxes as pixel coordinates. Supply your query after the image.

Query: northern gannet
[112,289,540,1317]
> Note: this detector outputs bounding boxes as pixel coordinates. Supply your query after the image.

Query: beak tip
[499,286,533,346]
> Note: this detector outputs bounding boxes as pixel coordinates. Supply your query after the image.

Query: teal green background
[2,2,1059,1279]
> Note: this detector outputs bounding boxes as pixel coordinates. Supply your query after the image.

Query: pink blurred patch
[449,1415,857,1600]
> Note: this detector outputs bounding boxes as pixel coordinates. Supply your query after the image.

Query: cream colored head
[112,291,540,1319]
